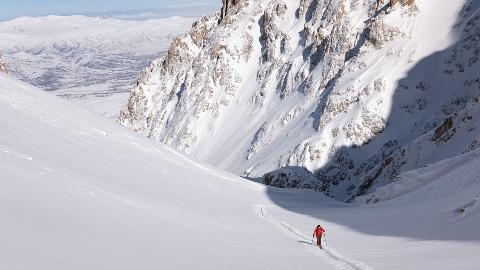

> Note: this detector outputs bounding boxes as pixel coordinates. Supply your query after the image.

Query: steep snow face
[121,0,480,200]
[2,73,480,270]
[0,15,196,118]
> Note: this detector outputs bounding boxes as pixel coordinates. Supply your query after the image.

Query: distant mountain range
[0,15,196,118]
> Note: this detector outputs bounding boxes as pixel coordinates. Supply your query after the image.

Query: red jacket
[313,226,325,237]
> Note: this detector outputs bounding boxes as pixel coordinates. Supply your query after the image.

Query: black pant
[316,235,322,246]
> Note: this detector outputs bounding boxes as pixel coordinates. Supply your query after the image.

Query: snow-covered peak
[120,0,480,201]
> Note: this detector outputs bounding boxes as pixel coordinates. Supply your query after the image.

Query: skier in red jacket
[313,225,326,248]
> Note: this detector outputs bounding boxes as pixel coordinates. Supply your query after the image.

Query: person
[312,225,326,248]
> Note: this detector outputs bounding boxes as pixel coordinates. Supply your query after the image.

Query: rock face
[0,54,7,73]
[220,0,243,22]
[121,0,480,201]
[390,0,415,6]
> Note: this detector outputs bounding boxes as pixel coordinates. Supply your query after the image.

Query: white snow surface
[0,15,196,118]
[1,74,480,269]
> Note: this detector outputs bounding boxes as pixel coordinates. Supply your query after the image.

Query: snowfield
[0,15,196,118]
[1,74,479,269]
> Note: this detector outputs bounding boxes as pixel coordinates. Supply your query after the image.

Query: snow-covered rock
[260,166,326,192]
[0,53,7,73]
[121,0,480,201]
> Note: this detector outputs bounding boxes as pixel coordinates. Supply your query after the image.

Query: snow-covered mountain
[0,15,196,118]
[2,72,480,270]
[120,0,480,200]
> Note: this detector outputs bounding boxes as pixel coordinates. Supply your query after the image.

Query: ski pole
[324,233,327,247]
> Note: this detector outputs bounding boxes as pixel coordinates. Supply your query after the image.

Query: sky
[0,0,220,20]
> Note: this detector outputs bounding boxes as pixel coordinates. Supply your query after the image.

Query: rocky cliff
[121,0,480,201]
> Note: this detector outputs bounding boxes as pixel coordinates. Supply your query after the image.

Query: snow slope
[120,0,480,200]
[1,73,480,269]
[0,15,196,118]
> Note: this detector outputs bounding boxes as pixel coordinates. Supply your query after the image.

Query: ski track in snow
[453,195,480,222]
[257,205,373,270]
